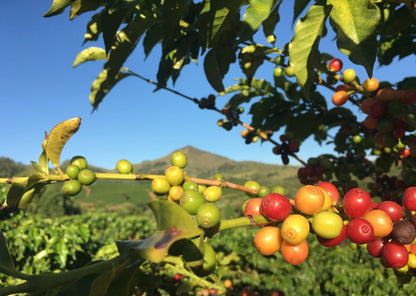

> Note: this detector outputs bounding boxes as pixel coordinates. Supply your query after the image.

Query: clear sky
[1,1,415,170]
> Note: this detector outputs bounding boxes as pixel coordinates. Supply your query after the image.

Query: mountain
[132,146,300,195]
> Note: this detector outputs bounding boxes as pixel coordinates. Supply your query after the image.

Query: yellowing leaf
[72,47,107,68]
[45,117,81,172]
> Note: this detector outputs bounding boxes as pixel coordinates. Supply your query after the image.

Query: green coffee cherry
[62,180,82,196]
[77,169,96,185]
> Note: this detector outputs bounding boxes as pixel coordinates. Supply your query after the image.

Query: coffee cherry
[261,193,292,221]
[66,164,80,179]
[180,190,205,215]
[116,159,133,174]
[203,186,222,202]
[244,180,261,197]
[328,58,343,72]
[62,179,82,196]
[171,151,187,169]
[70,155,87,170]
[332,91,348,106]
[196,203,221,228]
[165,166,184,186]
[342,69,356,83]
[77,169,96,185]
[363,78,379,93]
[312,211,343,239]
[151,178,171,195]
[346,218,374,244]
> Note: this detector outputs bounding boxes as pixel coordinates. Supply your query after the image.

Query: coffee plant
[1,119,416,295]
[2,0,416,294]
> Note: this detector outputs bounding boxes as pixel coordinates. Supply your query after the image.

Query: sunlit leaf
[45,117,81,172]
[43,0,73,17]
[203,49,225,93]
[243,0,279,33]
[198,0,242,49]
[90,16,152,109]
[38,139,49,175]
[328,0,380,76]
[83,12,102,44]
[238,45,266,84]
[89,69,131,109]
[70,0,104,20]
[72,47,107,68]
[288,3,329,95]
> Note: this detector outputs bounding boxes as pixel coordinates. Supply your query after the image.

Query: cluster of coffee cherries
[271,135,299,165]
[62,156,97,196]
[150,152,223,277]
[242,179,416,276]
[328,58,416,156]
[62,156,134,196]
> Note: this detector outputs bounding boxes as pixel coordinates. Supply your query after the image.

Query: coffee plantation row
[0,210,416,296]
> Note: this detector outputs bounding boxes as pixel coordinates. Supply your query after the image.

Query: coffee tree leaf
[238,45,266,84]
[43,0,73,17]
[198,0,241,50]
[90,17,151,109]
[117,200,203,263]
[293,0,312,24]
[397,77,416,92]
[143,24,163,58]
[242,0,279,33]
[117,228,200,263]
[90,69,131,110]
[70,0,104,20]
[0,232,15,270]
[83,12,102,44]
[262,1,281,43]
[288,3,329,96]
[72,47,107,68]
[203,49,225,93]
[6,182,27,209]
[102,264,138,296]
[37,139,49,175]
[45,117,81,172]
[328,0,380,77]
[148,200,200,232]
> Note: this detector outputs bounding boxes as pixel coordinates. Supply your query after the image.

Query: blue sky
[1,1,415,170]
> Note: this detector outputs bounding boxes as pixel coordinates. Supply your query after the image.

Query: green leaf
[116,200,203,263]
[38,139,50,175]
[288,3,329,95]
[43,0,73,17]
[90,69,130,109]
[198,0,242,49]
[293,0,312,24]
[45,117,81,171]
[148,200,200,232]
[143,24,163,57]
[90,16,152,109]
[6,182,27,209]
[243,0,279,32]
[72,47,107,68]
[203,49,225,93]
[83,12,102,44]
[70,0,104,20]
[0,232,15,270]
[238,45,266,84]
[262,1,281,43]
[328,0,381,76]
